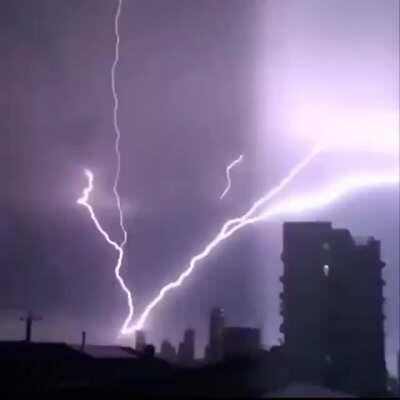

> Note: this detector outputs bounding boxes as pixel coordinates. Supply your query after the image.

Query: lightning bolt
[121,145,324,333]
[78,0,134,333]
[77,169,134,332]
[220,154,244,199]
[121,145,323,333]
[76,0,398,338]
[123,166,398,334]
[111,0,127,248]
[223,144,324,232]
[110,0,133,332]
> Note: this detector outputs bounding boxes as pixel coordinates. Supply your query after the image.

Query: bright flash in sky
[292,107,399,156]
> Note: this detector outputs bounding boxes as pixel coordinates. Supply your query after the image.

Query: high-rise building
[222,327,261,359]
[177,342,184,362]
[280,222,387,396]
[159,340,177,363]
[205,307,225,363]
[184,328,195,363]
[135,330,146,352]
[177,329,195,366]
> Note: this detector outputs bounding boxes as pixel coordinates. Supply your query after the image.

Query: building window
[322,242,330,251]
[325,354,332,363]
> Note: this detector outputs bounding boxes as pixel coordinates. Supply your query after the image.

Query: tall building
[177,329,195,366]
[135,330,146,352]
[222,327,261,359]
[205,307,225,363]
[184,328,195,363]
[159,340,177,363]
[177,342,184,363]
[280,222,387,396]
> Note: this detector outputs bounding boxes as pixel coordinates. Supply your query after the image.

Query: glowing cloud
[291,107,399,156]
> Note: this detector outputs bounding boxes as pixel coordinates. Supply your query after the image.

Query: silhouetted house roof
[266,382,356,398]
[0,341,175,394]
[69,345,140,359]
[0,341,89,361]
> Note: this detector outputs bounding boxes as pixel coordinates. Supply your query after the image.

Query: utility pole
[81,331,86,351]
[20,310,43,342]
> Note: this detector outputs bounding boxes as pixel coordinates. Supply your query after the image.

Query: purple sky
[0,0,398,376]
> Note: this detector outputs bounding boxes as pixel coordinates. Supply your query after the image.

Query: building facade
[177,329,195,366]
[205,307,225,363]
[135,330,146,352]
[159,340,177,363]
[280,222,387,396]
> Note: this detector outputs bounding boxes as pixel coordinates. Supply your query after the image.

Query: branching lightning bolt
[75,0,398,338]
[223,144,324,232]
[121,143,398,334]
[78,0,134,333]
[123,146,323,333]
[118,137,314,334]
[77,169,133,330]
[121,146,322,333]
[77,170,120,251]
[220,154,244,199]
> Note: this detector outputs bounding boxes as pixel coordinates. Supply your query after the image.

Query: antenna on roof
[81,331,86,351]
[20,310,43,343]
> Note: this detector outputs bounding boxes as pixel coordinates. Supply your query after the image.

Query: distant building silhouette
[160,340,177,363]
[280,221,387,396]
[143,344,155,359]
[398,350,400,395]
[205,307,225,363]
[135,330,146,352]
[177,329,195,366]
[222,327,261,359]
[177,341,184,362]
